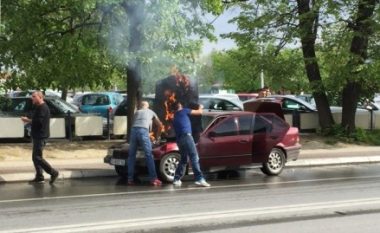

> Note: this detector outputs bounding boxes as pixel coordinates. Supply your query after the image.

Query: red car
[104,102,301,182]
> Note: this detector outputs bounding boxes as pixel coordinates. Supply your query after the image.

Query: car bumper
[103,149,147,166]
[286,143,301,161]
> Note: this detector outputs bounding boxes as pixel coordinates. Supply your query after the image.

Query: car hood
[243,101,284,120]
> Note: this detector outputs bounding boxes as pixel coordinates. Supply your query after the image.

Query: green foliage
[318,124,380,145]
[0,0,223,94]
[197,46,308,94]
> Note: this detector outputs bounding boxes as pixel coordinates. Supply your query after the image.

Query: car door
[252,113,289,163]
[198,114,253,167]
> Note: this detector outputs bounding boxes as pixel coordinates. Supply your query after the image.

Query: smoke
[104,0,205,94]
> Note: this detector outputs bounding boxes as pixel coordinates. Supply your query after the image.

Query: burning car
[104,101,301,182]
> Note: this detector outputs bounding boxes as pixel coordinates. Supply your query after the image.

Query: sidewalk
[1,143,380,183]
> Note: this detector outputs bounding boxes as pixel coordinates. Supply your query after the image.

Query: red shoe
[150,179,162,186]
[127,180,135,186]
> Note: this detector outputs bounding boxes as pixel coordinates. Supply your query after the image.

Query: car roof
[199,94,244,109]
[246,95,317,111]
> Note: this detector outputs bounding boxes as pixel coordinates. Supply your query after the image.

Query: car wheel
[261,148,285,176]
[159,152,181,182]
[115,165,128,178]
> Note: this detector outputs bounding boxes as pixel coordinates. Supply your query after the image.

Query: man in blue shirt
[172,101,210,187]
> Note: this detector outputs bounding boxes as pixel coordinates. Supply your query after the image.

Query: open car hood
[243,101,285,120]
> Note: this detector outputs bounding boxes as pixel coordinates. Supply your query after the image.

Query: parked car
[237,93,259,102]
[199,94,244,111]
[113,96,155,117]
[248,95,316,114]
[296,94,315,106]
[104,101,301,182]
[76,92,123,118]
[0,96,84,138]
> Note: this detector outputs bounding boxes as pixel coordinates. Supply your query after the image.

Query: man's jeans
[32,138,55,179]
[127,127,158,181]
[174,133,205,182]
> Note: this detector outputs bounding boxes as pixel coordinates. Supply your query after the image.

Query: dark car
[104,102,301,182]
[199,94,243,111]
[113,96,155,117]
[247,95,316,114]
[0,96,98,138]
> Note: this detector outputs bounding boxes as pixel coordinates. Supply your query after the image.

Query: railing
[0,110,378,139]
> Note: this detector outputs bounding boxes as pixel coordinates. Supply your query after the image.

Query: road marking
[3,197,380,233]
[0,174,380,204]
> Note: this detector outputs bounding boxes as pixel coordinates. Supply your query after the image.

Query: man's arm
[190,104,203,115]
[21,116,31,124]
[152,117,163,140]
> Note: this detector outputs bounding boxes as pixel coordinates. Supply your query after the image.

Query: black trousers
[32,138,56,179]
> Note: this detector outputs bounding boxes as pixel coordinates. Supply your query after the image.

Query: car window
[10,99,28,112]
[238,115,253,135]
[48,98,78,113]
[213,117,238,137]
[45,101,60,115]
[282,99,300,110]
[82,94,110,106]
[253,115,272,133]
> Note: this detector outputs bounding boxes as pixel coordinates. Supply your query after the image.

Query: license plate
[110,158,126,166]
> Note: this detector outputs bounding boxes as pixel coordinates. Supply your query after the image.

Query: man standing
[127,101,163,186]
[172,101,210,187]
[21,91,59,184]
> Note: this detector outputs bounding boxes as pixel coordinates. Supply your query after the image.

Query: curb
[0,169,117,183]
[287,156,380,167]
[2,157,380,183]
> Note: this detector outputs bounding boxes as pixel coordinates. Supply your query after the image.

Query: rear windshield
[82,94,110,105]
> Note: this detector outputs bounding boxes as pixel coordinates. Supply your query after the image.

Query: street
[1,164,380,233]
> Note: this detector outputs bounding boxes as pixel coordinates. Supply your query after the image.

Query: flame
[175,73,190,90]
[163,91,176,132]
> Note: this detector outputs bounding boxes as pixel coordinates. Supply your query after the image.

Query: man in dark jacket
[21,91,59,184]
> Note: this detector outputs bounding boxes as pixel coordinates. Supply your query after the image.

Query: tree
[1,0,225,139]
[225,0,380,133]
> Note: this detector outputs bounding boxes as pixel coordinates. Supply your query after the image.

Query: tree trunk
[296,0,334,131]
[123,1,144,141]
[341,0,377,134]
[61,88,68,101]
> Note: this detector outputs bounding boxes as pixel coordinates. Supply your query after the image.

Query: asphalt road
[1,164,380,232]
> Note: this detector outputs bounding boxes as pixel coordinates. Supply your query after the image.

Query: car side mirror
[208,131,217,138]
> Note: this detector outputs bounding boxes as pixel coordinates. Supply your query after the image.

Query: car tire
[159,152,181,182]
[261,148,285,176]
[115,165,128,178]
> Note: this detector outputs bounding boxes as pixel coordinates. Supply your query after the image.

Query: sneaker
[173,180,182,186]
[49,171,59,184]
[150,179,162,186]
[29,178,45,184]
[195,179,210,187]
[127,180,135,186]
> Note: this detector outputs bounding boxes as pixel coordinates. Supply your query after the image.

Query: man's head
[140,101,149,109]
[31,91,44,105]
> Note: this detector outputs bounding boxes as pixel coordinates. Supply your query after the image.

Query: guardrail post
[370,109,374,131]
[107,108,111,140]
[67,111,73,141]
[292,110,300,129]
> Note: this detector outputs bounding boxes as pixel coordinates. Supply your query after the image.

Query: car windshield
[82,94,110,105]
[48,98,79,113]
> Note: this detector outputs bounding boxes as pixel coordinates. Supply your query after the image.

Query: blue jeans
[127,127,158,181]
[174,133,204,182]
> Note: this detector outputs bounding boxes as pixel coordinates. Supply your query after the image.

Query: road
[1,164,380,232]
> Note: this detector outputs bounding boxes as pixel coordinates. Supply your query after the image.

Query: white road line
[0,174,379,204]
[3,197,380,233]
